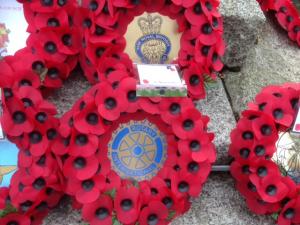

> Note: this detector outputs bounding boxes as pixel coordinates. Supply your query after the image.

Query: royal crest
[135,14,172,64]
[108,120,167,181]
[273,131,300,183]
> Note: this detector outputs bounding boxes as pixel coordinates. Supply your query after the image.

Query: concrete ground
[43,0,300,224]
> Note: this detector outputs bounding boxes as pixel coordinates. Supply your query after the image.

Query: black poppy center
[188,161,199,172]
[183,119,194,131]
[89,0,99,11]
[62,34,72,46]
[178,181,189,193]
[83,18,92,28]
[47,67,59,79]
[189,74,200,86]
[239,148,250,159]
[254,145,265,156]
[284,208,295,219]
[96,47,105,57]
[13,111,26,124]
[127,91,137,102]
[7,221,19,225]
[202,23,212,34]
[190,140,200,152]
[242,131,254,140]
[260,125,272,136]
[193,3,202,14]
[147,214,158,225]
[4,88,13,99]
[257,166,267,177]
[95,207,109,220]
[121,199,133,211]
[82,179,94,191]
[266,185,277,196]
[32,61,45,73]
[36,112,48,123]
[47,18,60,27]
[201,46,210,56]
[33,177,46,190]
[47,129,57,140]
[273,108,283,119]
[95,26,106,35]
[86,113,99,125]
[169,103,181,115]
[44,41,57,54]
[205,1,212,11]
[162,197,173,209]
[105,97,117,109]
[29,131,42,144]
[57,0,67,6]
[76,134,88,146]
[74,157,87,169]
[41,0,54,6]
[20,79,32,87]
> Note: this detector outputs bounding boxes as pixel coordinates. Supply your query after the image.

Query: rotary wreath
[229,84,300,225]
[0,0,220,224]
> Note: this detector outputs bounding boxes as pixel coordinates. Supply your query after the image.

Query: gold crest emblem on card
[125,13,181,64]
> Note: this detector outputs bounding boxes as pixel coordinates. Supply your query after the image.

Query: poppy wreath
[16,0,225,99]
[0,71,217,224]
[257,0,300,47]
[229,83,300,225]
[0,1,218,224]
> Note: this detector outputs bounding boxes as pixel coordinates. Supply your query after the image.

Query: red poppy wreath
[16,0,226,100]
[229,83,300,225]
[257,0,300,47]
[0,0,220,224]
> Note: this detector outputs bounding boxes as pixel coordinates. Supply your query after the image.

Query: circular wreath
[17,0,225,99]
[229,84,300,225]
[0,0,220,224]
[257,0,300,47]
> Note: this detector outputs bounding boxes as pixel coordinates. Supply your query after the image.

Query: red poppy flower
[246,196,281,215]
[96,56,127,82]
[200,0,221,23]
[33,9,69,30]
[230,161,253,183]
[119,77,139,113]
[63,155,99,181]
[55,27,82,55]
[183,63,206,99]
[27,28,67,63]
[74,103,108,135]
[1,97,34,137]
[159,97,194,124]
[254,175,289,203]
[43,61,70,88]
[103,171,121,191]
[278,197,300,225]
[248,159,281,184]
[95,82,128,121]
[178,153,212,182]
[66,175,105,204]
[171,170,202,197]
[190,14,220,45]
[138,201,168,225]
[68,131,98,157]
[0,213,31,225]
[114,186,141,224]
[172,108,204,139]
[82,195,113,225]
[178,131,215,163]
[28,154,59,178]
[288,19,300,45]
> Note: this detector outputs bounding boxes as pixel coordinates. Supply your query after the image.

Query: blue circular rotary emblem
[108,120,167,181]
